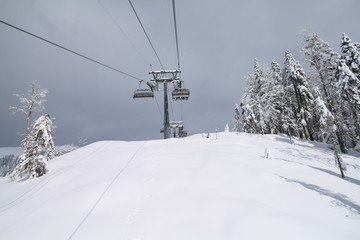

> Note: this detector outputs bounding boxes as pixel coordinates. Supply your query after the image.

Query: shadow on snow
[280,176,360,216]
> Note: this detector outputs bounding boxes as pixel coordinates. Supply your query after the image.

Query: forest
[233,31,360,153]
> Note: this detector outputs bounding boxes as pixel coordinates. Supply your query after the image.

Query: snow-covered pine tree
[341,34,360,149]
[11,114,54,180]
[254,60,283,134]
[273,59,300,138]
[251,59,280,134]
[341,33,360,80]
[9,81,48,148]
[232,104,243,132]
[312,88,336,142]
[282,63,300,138]
[241,102,257,134]
[335,59,360,149]
[301,31,337,103]
[300,31,348,152]
[260,64,282,134]
[271,60,283,86]
[251,60,266,133]
[270,60,286,134]
[243,71,261,134]
[242,59,289,135]
[284,50,315,141]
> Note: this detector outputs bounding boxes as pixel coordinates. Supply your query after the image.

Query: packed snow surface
[0,133,359,240]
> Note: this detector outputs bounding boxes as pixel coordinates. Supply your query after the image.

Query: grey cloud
[1,0,359,146]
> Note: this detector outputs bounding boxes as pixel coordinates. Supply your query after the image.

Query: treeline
[233,31,360,153]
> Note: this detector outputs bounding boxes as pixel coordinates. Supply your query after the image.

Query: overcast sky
[1,0,359,147]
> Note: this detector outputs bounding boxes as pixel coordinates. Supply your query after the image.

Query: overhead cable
[171,0,184,125]
[171,0,181,70]
[96,2,165,121]
[0,19,144,81]
[128,0,165,69]
[96,0,149,65]
[154,94,164,121]
[168,88,176,120]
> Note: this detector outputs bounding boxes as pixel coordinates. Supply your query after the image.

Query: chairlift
[172,88,190,100]
[133,81,154,99]
[133,89,154,99]
[149,80,159,91]
[178,131,187,137]
[172,79,182,89]
[170,121,183,128]
[178,126,187,137]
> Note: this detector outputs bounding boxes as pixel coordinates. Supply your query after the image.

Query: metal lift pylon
[163,81,170,139]
[148,69,189,139]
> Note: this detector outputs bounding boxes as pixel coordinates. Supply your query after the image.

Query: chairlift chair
[133,80,154,99]
[172,88,190,100]
[178,126,187,137]
[133,89,154,99]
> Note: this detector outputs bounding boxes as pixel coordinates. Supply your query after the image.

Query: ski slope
[0,133,359,240]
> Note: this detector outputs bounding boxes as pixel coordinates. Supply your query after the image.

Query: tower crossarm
[149,69,181,83]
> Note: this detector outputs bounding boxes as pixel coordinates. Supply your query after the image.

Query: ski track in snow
[0,141,113,211]
[68,141,147,240]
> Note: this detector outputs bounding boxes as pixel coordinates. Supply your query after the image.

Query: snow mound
[0,133,359,240]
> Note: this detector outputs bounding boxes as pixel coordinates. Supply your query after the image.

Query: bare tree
[9,81,48,145]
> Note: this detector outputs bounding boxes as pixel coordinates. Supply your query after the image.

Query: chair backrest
[133,89,154,99]
[172,88,190,100]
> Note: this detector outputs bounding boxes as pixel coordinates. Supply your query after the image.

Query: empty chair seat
[178,126,187,137]
[133,89,154,99]
[172,88,190,100]
[178,130,187,137]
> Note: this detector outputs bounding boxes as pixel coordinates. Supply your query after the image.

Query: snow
[0,133,359,240]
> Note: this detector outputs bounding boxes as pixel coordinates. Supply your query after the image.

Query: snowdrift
[0,133,359,240]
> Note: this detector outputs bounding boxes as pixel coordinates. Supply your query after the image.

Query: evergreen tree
[243,71,261,133]
[232,104,243,132]
[335,59,360,149]
[270,60,286,134]
[301,31,338,103]
[251,59,280,134]
[281,66,299,138]
[252,60,266,134]
[242,59,293,135]
[341,33,360,80]
[235,31,360,152]
[284,50,315,141]
[263,68,282,134]
[313,88,336,142]
[300,31,348,151]
[241,102,257,134]
[11,115,54,180]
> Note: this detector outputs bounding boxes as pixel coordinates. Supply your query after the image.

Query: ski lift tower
[149,69,189,139]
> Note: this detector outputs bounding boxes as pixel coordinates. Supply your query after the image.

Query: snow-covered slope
[0,133,359,240]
